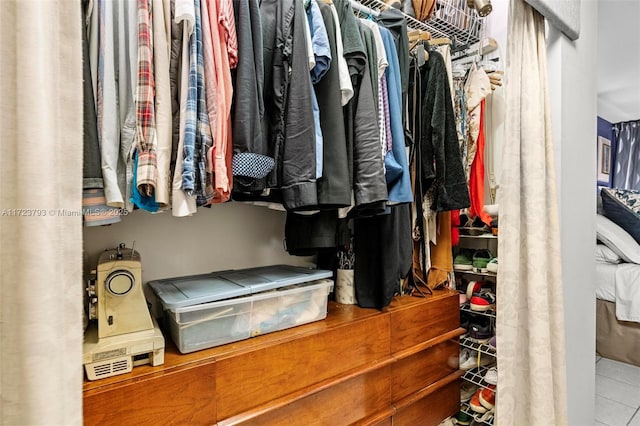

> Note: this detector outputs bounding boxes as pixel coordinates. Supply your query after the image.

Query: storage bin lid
[148,265,332,309]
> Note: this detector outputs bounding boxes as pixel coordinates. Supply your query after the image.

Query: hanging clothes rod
[349,0,432,34]
[350,0,380,17]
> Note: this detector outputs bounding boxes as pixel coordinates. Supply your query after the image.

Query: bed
[595,213,640,366]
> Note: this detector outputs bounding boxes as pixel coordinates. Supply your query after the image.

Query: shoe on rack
[467,320,493,343]
[486,257,498,274]
[460,381,478,402]
[459,349,493,370]
[460,311,473,331]
[479,385,496,410]
[470,290,496,312]
[465,280,483,300]
[472,250,494,272]
[454,250,474,271]
[484,366,498,385]
[473,407,495,424]
[454,411,472,425]
[469,389,488,413]
[457,348,472,369]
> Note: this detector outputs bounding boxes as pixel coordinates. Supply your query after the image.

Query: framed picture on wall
[597,135,612,186]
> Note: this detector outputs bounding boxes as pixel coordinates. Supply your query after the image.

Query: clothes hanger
[408,29,431,63]
[427,37,452,46]
[408,29,431,50]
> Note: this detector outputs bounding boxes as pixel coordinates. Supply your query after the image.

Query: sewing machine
[82,243,164,380]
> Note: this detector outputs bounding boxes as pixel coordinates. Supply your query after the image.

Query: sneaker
[454,411,473,425]
[458,348,473,369]
[470,290,496,312]
[460,311,472,331]
[469,389,488,413]
[454,250,474,271]
[466,280,483,300]
[468,320,492,343]
[459,350,493,370]
[460,381,478,402]
[473,407,495,424]
[487,257,498,273]
[479,385,496,410]
[472,250,494,272]
[484,366,498,385]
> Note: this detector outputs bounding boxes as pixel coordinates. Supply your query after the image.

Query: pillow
[595,244,622,264]
[596,214,640,264]
[601,188,640,245]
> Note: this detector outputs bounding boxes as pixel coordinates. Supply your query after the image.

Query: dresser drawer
[389,292,460,353]
[392,376,460,426]
[215,313,390,420]
[392,338,459,402]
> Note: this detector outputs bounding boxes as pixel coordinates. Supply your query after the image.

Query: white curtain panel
[0,1,83,424]
[497,0,568,425]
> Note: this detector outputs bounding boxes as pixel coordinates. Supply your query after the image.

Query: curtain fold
[0,1,83,424]
[497,1,568,424]
[612,121,640,190]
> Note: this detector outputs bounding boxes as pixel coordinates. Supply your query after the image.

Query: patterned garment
[378,76,386,159]
[135,0,158,196]
[194,0,214,206]
[181,2,198,194]
[380,75,392,153]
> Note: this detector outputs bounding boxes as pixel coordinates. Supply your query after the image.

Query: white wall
[547,1,598,425]
[83,203,314,283]
[597,0,640,123]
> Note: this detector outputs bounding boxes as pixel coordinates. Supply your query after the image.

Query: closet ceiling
[597,0,640,123]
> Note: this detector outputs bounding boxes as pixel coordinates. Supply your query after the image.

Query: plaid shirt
[181,0,214,205]
[195,0,214,205]
[181,1,198,194]
[135,0,157,196]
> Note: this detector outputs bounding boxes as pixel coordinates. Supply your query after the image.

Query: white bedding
[596,261,617,302]
[596,261,640,322]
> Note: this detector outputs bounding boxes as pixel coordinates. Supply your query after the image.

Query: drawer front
[216,314,391,420]
[239,366,391,426]
[392,378,460,426]
[83,363,216,426]
[390,293,459,353]
[391,339,459,402]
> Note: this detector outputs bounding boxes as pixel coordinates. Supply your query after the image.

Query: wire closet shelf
[351,0,482,46]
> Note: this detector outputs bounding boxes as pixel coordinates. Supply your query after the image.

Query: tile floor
[596,356,640,426]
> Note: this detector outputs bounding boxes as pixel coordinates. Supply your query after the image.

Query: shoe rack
[455,230,498,426]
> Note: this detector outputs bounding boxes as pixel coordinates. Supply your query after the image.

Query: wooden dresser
[83,290,463,425]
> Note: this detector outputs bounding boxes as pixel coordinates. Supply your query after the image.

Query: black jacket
[232,0,317,210]
[260,0,318,210]
[420,51,470,211]
[231,0,266,187]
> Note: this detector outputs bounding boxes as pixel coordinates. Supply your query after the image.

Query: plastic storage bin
[149,266,334,354]
[164,279,333,353]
